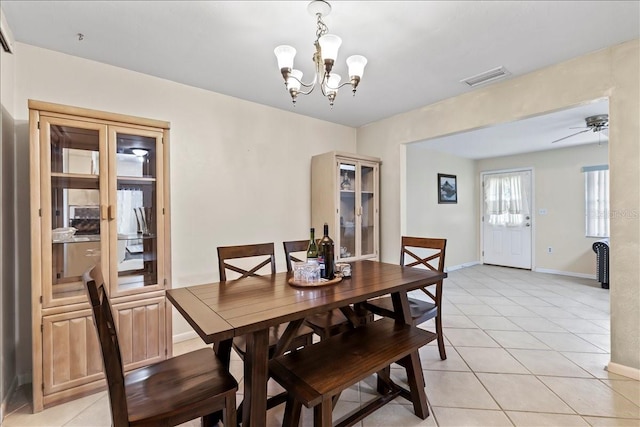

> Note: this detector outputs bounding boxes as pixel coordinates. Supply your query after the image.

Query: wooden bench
[268,317,436,427]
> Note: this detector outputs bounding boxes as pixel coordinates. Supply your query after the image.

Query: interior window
[584,166,610,238]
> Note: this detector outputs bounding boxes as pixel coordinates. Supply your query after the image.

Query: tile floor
[3,265,639,426]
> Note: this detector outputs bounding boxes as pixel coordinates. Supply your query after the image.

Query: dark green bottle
[306,228,318,261]
[319,223,335,280]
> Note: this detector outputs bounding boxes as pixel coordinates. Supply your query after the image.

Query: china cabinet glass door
[338,161,357,259]
[337,159,378,261]
[360,163,376,257]
[40,117,109,307]
[109,126,164,296]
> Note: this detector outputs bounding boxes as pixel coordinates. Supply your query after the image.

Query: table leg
[390,290,429,418]
[242,328,269,427]
[403,350,429,418]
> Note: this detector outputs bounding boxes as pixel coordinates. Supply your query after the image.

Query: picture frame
[438,173,457,204]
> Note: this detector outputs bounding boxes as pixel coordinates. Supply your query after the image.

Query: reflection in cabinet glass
[48,124,104,302]
[114,131,161,292]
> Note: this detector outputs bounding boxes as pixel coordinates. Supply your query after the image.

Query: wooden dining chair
[217,242,314,359]
[83,265,237,427]
[364,236,448,359]
[283,240,352,339]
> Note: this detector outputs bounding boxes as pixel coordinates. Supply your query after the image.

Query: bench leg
[314,399,333,427]
[402,350,429,419]
[376,365,393,394]
[282,396,302,427]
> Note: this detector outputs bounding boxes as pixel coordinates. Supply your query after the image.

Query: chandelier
[274,0,367,107]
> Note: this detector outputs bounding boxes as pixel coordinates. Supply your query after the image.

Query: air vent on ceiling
[460,66,511,87]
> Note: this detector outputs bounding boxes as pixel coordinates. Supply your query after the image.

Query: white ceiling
[1,1,637,155]
[415,98,610,159]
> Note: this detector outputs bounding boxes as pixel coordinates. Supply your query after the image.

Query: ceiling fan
[551,114,609,143]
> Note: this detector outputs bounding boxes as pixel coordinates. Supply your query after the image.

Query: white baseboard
[172,330,199,344]
[533,268,596,280]
[607,362,640,380]
[445,261,481,272]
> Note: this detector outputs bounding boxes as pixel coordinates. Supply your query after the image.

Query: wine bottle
[319,223,335,280]
[306,228,318,261]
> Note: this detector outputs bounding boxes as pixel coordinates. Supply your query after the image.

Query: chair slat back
[217,242,276,281]
[283,240,310,273]
[83,265,129,427]
[401,236,446,272]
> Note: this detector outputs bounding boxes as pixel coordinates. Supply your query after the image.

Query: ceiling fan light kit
[551,114,609,144]
[274,0,367,107]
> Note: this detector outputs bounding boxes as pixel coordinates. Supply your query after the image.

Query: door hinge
[38,208,42,217]
[482,251,484,256]
[37,121,40,130]
[162,208,165,215]
[41,383,45,391]
[39,295,43,304]
[40,323,43,332]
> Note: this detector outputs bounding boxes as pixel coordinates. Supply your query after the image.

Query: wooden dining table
[166,259,447,426]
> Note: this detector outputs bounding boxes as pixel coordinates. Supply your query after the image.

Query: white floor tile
[477,373,574,414]
[538,376,640,418]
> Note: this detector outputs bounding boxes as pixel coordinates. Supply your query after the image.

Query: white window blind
[483,171,530,226]
[583,165,609,238]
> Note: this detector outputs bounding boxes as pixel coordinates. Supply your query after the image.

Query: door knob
[525,216,531,220]
[525,223,531,227]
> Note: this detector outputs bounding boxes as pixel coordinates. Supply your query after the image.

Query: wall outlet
[547,247,553,254]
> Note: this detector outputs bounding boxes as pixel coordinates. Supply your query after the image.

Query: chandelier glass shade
[274,0,367,107]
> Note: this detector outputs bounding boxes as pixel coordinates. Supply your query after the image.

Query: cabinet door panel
[39,116,109,308]
[109,126,165,297]
[43,310,103,395]
[112,297,166,370]
[360,162,378,258]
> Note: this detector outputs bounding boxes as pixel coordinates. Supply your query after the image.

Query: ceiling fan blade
[551,129,591,143]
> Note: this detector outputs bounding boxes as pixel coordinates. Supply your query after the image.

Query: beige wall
[12,43,356,375]
[478,143,609,276]
[357,39,640,372]
[405,146,478,268]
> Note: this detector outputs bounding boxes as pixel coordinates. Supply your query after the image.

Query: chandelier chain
[315,13,329,41]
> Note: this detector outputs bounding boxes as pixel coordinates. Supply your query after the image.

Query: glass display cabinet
[29,100,171,411]
[311,151,380,263]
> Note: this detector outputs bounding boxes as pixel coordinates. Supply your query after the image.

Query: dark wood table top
[167,260,447,343]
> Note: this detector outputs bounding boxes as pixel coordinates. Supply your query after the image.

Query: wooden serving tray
[288,276,343,288]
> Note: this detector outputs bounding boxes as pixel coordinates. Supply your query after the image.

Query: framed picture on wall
[438,173,457,204]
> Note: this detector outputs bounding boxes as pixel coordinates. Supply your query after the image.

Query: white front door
[482,169,532,269]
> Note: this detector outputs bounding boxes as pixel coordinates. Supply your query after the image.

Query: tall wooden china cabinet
[311,151,381,262]
[29,100,172,411]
